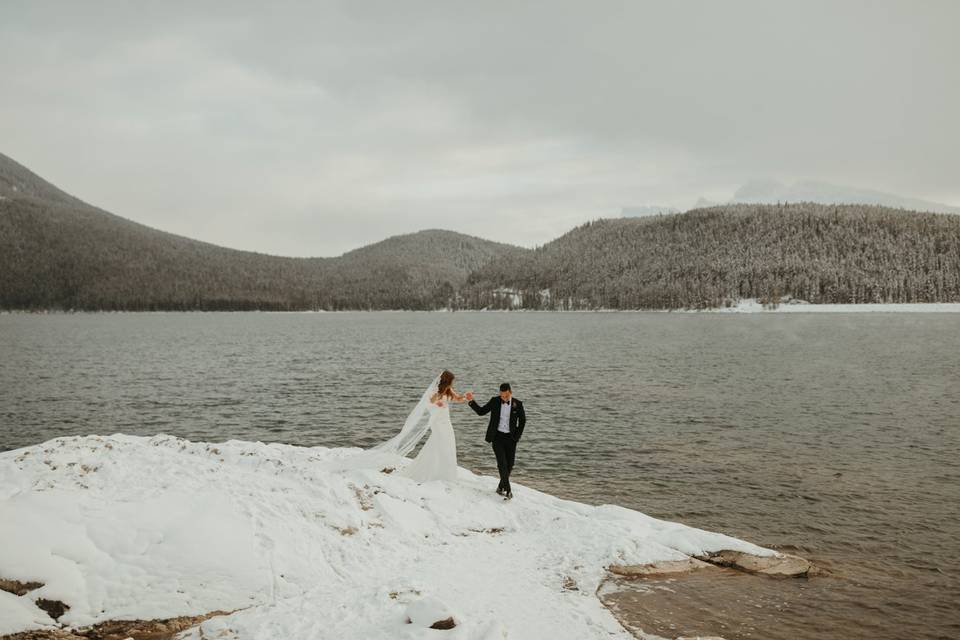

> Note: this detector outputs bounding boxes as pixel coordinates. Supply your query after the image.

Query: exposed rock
[0,579,44,596]
[429,617,457,630]
[561,576,579,591]
[608,557,714,578]
[404,597,456,630]
[35,599,69,621]
[0,610,232,640]
[467,527,505,535]
[0,631,86,640]
[695,550,812,578]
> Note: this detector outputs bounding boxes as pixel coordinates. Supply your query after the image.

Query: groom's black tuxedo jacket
[469,397,526,443]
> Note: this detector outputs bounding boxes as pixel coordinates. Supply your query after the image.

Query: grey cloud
[1,0,957,256]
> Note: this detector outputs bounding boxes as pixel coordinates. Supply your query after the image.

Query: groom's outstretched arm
[469,397,494,416]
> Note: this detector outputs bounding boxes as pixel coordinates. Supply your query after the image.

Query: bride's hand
[435,400,446,407]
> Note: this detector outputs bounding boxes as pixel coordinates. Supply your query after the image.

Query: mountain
[731,179,960,215]
[3,153,959,311]
[321,229,523,309]
[0,153,522,311]
[0,153,87,208]
[465,203,960,309]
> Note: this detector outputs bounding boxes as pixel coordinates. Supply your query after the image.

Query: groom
[466,383,526,500]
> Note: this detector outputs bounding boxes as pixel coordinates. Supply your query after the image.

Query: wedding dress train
[372,373,459,482]
[400,400,458,482]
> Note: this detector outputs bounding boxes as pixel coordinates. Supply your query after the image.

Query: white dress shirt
[497,400,511,433]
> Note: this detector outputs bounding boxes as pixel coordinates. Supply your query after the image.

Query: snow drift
[0,435,774,639]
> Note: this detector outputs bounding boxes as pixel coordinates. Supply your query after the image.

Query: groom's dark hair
[499,382,511,392]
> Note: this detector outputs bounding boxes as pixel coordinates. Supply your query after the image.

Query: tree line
[461,203,960,309]
[2,193,959,311]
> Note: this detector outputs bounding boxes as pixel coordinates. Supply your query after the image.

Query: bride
[374,370,465,482]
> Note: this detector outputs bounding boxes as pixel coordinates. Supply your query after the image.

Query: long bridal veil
[372,372,441,457]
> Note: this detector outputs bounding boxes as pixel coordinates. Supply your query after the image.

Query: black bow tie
[502,401,510,405]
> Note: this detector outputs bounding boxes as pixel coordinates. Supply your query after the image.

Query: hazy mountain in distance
[731,179,960,214]
[621,205,679,217]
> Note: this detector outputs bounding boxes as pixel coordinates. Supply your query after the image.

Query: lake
[1,311,958,639]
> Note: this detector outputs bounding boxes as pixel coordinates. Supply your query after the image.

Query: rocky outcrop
[608,557,713,577]
[33,600,68,622]
[0,580,43,597]
[608,549,813,582]
[0,611,232,640]
[694,550,812,578]
[1,578,69,626]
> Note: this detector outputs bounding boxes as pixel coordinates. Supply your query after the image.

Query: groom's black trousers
[492,432,517,493]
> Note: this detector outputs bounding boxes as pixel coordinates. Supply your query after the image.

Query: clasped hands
[433,391,474,408]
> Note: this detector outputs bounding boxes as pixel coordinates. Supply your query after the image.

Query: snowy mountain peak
[731,179,960,214]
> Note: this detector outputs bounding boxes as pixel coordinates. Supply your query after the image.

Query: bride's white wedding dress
[371,373,459,482]
[400,400,458,482]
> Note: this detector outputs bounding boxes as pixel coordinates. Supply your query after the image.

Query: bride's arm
[449,388,466,403]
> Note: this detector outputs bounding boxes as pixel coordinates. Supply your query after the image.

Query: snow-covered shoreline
[0,435,783,639]
[708,298,960,313]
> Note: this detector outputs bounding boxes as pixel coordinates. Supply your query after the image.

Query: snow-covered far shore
[708,298,960,313]
[0,435,780,639]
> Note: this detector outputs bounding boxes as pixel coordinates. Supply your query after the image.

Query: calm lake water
[1,311,958,639]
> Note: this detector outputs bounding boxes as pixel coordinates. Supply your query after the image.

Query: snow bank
[715,298,960,313]
[0,435,772,638]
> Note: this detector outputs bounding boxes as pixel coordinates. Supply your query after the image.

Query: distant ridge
[2,152,959,310]
[730,179,960,215]
[625,180,960,219]
[621,180,960,218]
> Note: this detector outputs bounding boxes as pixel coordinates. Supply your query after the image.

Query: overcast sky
[2,1,958,256]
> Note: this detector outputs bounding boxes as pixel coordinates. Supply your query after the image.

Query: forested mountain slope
[0,154,520,310]
[463,204,960,309]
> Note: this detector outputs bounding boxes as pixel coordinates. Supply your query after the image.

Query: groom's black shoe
[496,487,505,496]
[504,491,513,500]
